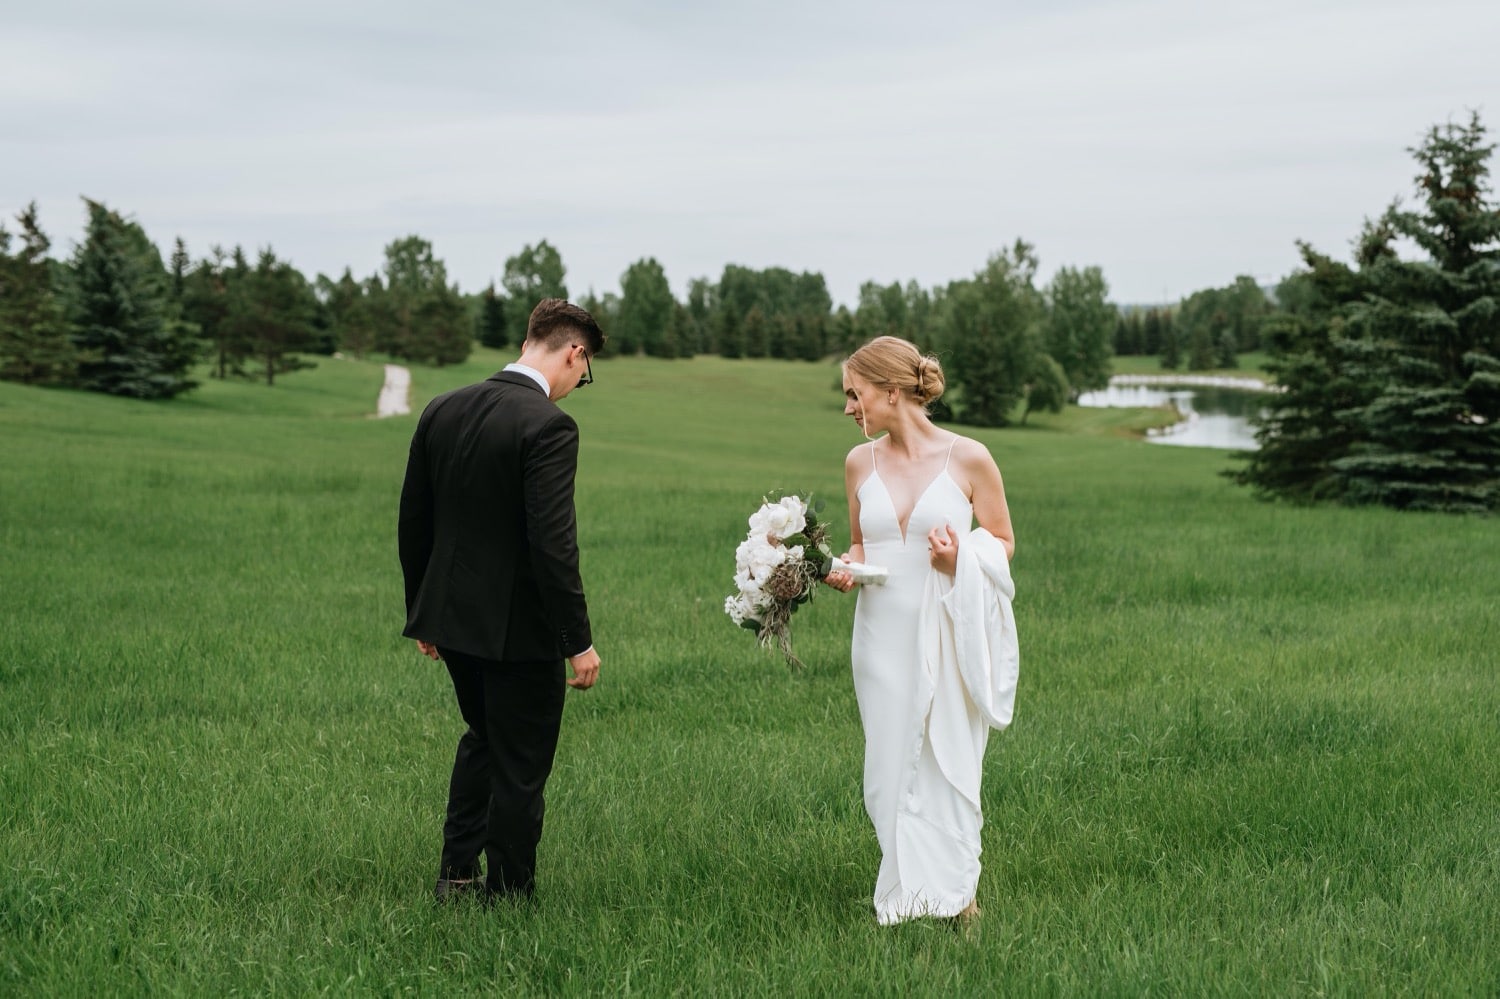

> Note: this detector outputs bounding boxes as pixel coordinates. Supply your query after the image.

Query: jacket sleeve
[397,413,434,619]
[523,409,592,657]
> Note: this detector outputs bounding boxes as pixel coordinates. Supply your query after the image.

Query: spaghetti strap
[943,434,959,471]
[869,440,879,474]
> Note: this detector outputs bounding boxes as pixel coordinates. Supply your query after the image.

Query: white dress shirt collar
[503,362,550,397]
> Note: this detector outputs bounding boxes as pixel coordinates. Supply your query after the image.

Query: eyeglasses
[575,346,594,389]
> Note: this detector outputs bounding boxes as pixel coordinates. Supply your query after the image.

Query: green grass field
[1,351,1496,995]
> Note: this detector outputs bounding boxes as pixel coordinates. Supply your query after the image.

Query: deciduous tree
[1043,265,1113,396]
[502,240,568,338]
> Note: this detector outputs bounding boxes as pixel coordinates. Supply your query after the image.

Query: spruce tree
[1238,114,1500,512]
[69,199,198,399]
[228,248,319,386]
[477,282,508,349]
[0,203,78,386]
[1159,309,1182,369]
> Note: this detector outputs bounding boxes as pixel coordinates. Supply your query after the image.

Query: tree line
[0,203,1124,424]
[0,196,1268,422]
[1111,275,1272,369]
[3,113,1495,511]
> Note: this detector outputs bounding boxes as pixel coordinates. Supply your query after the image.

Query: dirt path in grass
[377,364,411,417]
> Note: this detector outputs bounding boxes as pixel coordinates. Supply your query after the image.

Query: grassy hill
[1,353,1495,994]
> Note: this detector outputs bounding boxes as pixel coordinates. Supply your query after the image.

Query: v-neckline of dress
[869,469,956,545]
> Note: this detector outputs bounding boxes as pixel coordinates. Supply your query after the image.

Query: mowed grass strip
[1,352,1496,995]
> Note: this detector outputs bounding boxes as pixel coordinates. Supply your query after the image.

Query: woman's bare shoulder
[948,433,997,464]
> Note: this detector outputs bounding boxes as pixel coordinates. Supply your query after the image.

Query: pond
[1077,376,1270,450]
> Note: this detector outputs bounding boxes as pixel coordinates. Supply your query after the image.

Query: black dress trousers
[437,647,566,897]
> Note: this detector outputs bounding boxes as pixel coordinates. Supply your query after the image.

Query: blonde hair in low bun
[844,335,945,409]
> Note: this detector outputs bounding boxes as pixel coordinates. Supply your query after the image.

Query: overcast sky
[5,0,1497,306]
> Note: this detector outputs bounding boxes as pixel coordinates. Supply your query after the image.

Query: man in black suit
[399,297,605,904]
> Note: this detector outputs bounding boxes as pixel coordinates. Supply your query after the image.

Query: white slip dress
[851,436,983,925]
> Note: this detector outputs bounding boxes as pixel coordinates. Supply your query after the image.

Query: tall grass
[1,352,1495,995]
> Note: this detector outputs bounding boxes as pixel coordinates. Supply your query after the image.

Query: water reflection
[1077,380,1268,450]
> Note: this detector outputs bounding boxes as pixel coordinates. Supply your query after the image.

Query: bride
[825,336,1019,926]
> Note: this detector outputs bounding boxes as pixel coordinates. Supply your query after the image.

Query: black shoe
[434,877,483,902]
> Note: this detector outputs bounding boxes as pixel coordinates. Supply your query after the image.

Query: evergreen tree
[1159,307,1182,369]
[362,274,401,356]
[796,313,827,361]
[183,246,244,379]
[716,307,744,358]
[1187,316,1217,370]
[1214,328,1239,369]
[0,203,77,385]
[743,306,768,358]
[69,199,199,399]
[411,284,472,366]
[829,305,858,355]
[685,277,715,354]
[169,237,190,307]
[1141,309,1163,356]
[767,313,793,359]
[477,282,508,349]
[314,267,374,357]
[1237,114,1500,511]
[228,247,319,386]
[661,302,688,360]
[1111,314,1134,356]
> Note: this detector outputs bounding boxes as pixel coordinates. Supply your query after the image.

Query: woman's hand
[825,552,857,592]
[928,524,959,576]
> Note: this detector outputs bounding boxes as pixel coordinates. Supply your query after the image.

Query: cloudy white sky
[4,0,1497,306]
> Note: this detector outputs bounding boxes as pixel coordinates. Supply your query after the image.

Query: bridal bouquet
[724,493,834,668]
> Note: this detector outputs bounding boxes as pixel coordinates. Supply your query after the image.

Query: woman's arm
[965,440,1015,561]
[826,445,866,591]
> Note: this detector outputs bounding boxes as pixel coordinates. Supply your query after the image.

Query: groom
[398,297,605,904]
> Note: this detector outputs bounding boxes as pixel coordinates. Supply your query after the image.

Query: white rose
[747,502,779,536]
[777,496,807,536]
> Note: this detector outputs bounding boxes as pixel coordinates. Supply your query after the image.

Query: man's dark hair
[526,298,606,355]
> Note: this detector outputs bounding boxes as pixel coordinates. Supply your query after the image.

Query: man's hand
[567,648,601,690]
[415,640,442,661]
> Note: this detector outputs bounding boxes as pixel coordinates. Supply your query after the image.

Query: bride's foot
[949,900,981,936]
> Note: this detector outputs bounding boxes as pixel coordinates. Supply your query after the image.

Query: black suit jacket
[399,370,592,662]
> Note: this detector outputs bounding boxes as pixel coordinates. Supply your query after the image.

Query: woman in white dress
[825,336,1017,926]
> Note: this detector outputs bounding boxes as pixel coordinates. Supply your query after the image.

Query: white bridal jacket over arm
[910,527,1020,877]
